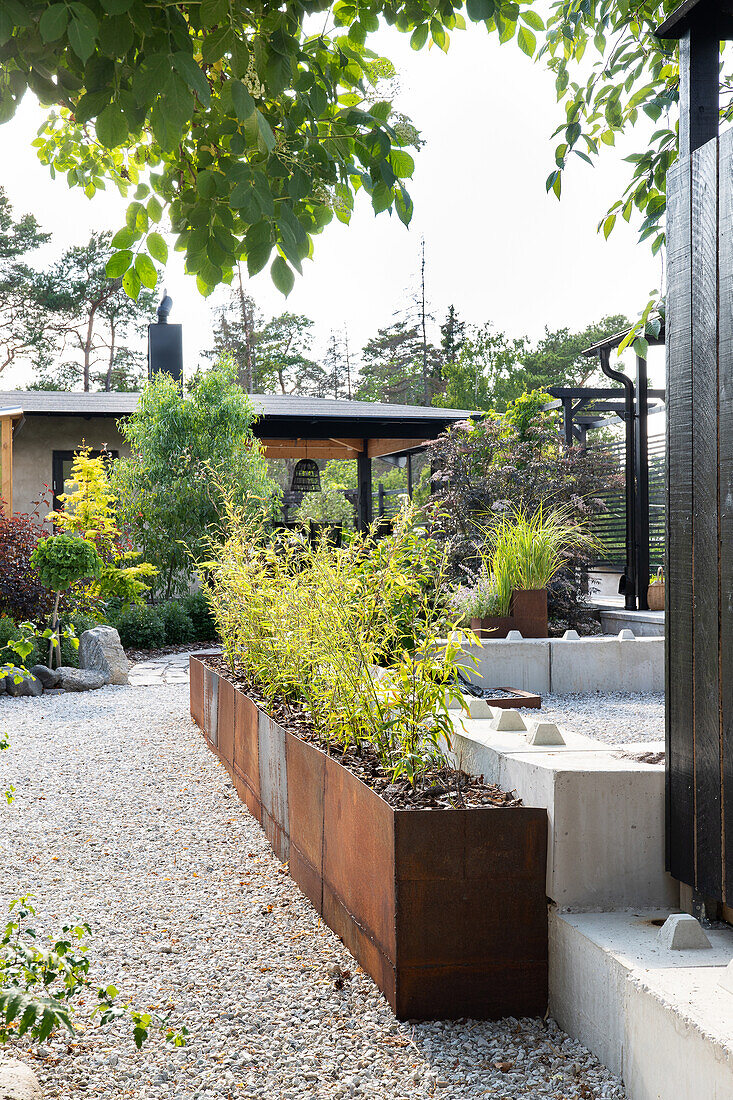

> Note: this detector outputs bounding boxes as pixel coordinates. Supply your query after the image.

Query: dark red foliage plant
[0,494,54,622]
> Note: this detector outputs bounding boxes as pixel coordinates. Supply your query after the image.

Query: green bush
[182,590,217,641]
[160,600,195,645]
[112,605,165,650]
[30,535,102,593]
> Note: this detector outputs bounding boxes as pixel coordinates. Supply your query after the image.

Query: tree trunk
[105,319,116,391]
[49,591,61,669]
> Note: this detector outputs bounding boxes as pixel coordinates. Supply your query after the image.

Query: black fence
[590,435,665,574]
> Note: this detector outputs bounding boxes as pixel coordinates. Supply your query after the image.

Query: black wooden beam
[679,25,720,159]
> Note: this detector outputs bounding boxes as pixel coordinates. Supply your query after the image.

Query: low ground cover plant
[204,503,468,788]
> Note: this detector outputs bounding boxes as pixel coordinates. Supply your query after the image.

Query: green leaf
[246,240,272,277]
[200,0,229,24]
[68,11,98,64]
[271,255,295,296]
[96,104,128,148]
[132,53,171,107]
[122,266,141,299]
[255,111,276,153]
[111,227,135,249]
[466,0,494,21]
[603,214,616,240]
[172,52,211,106]
[517,25,536,56]
[202,26,234,64]
[519,10,544,31]
[197,170,218,199]
[147,195,163,223]
[39,5,69,43]
[147,231,168,265]
[389,149,414,178]
[105,250,133,277]
[410,23,428,49]
[135,252,158,289]
[100,0,133,11]
[231,80,255,121]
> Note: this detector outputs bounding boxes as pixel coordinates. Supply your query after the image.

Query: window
[51,449,119,517]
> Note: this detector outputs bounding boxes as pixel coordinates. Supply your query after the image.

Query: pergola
[544,326,666,611]
[247,394,477,529]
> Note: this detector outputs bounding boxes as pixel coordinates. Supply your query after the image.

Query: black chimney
[148,289,183,382]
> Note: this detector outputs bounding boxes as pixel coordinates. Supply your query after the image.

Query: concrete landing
[550,909,733,1100]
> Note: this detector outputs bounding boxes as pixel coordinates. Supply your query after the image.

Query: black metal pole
[406,453,413,499]
[600,348,637,611]
[356,445,372,532]
[635,355,651,610]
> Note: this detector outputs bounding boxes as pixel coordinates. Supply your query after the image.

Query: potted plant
[480,506,598,638]
[449,569,512,638]
[648,566,665,610]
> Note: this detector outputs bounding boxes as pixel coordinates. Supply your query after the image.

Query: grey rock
[79,626,129,685]
[29,664,60,689]
[0,677,6,694]
[0,1057,43,1099]
[6,673,43,698]
[56,667,107,692]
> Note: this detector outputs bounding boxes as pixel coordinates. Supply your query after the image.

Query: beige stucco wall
[11,414,130,522]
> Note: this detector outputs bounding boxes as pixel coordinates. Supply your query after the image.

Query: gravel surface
[0,680,626,1099]
[539,692,664,746]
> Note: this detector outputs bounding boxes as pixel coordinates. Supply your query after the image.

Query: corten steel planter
[470,616,513,639]
[510,589,548,639]
[190,656,548,1020]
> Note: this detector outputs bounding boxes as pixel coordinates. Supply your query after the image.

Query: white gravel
[0,679,626,1099]
[539,693,664,746]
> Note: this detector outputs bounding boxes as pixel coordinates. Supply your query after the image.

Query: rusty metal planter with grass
[190,655,548,1021]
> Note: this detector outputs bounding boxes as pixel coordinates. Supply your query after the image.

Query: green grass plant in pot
[30,535,103,668]
[480,506,598,638]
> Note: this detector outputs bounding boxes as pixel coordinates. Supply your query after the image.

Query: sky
[1,21,667,389]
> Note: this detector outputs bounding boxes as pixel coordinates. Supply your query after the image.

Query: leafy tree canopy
[111,355,279,596]
[0,0,537,300]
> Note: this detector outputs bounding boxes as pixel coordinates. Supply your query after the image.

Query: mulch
[204,654,522,812]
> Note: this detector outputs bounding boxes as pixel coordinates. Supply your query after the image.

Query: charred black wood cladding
[666,129,733,905]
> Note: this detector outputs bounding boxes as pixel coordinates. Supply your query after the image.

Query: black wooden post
[562,398,574,447]
[635,355,651,610]
[656,0,733,909]
[357,445,372,531]
[406,453,413,499]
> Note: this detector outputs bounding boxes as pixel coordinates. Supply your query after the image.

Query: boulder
[56,667,107,692]
[0,1058,43,1099]
[6,672,43,698]
[79,626,129,686]
[29,664,60,689]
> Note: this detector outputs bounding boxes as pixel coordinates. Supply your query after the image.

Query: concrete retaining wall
[450,720,677,910]
[458,634,664,694]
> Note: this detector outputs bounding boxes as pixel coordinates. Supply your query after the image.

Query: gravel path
[0,678,626,1099]
[540,693,664,746]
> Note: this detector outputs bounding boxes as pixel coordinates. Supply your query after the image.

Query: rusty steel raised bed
[190,655,548,1020]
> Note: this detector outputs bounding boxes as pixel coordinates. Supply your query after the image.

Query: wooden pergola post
[0,407,23,517]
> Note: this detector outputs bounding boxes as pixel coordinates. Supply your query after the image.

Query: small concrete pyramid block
[658,913,712,950]
[463,695,495,719]
[562,629,580,640]
[718,960,733,995]
[506,630,523,641]
[490,708,527,732]
[527,720,565,746]
[618,628,636,640]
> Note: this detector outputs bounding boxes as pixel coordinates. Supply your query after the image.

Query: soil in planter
[203,655,522,812]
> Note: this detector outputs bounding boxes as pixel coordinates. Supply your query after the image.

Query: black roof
[0,390,477,441]
[656,0,733,39]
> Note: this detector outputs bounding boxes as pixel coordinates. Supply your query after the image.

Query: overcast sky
[1,22,666,389]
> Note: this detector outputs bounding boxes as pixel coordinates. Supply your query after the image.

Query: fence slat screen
[588,436,665,573]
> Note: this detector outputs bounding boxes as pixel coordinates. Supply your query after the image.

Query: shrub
[112,605,165,650]
[182,590,218,641]
[0,507,54,622]
[205,502,465,787]
[159,600,195,645]
[30,535,103,594]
